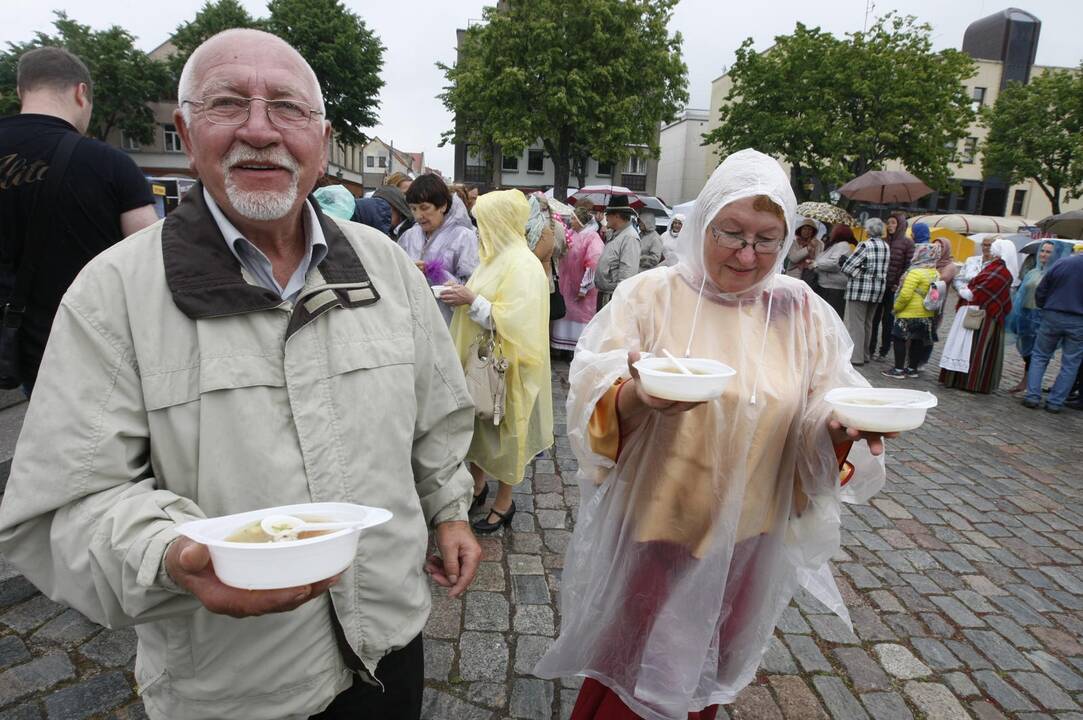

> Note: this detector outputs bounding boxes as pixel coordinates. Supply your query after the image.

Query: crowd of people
[0,31,1081,720]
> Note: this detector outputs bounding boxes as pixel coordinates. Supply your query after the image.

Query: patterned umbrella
[570,184,646,210]
[1036,209,1083,239]
[795,202,855,226]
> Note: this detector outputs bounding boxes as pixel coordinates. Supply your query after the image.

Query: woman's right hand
[623,351,705,417]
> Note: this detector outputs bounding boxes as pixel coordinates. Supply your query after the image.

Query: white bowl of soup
[176,502,392,590]
[633,356,736,403]
[826,387,937,433]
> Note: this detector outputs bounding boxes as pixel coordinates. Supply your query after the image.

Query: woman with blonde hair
[440,190,554,533]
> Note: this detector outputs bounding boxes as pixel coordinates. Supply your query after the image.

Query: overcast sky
[2,1,1079,176]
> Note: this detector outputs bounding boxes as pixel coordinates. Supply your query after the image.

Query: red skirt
[569,537,767,719]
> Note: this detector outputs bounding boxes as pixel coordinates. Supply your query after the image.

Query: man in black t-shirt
[0,47,157,392]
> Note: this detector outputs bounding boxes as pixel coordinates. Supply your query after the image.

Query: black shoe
[905,368,920,378]
[472,501,516,535]
[470,484,489,512]
[1065,399,1083,411]
[1022,398,1040,409]
[882,368,907,379]
[1045,404,1062,414]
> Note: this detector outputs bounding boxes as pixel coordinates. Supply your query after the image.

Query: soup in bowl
[633,356,737,402]
[825,387,937,433]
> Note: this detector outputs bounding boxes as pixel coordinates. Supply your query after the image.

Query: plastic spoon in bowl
[259,514,364,542]
[662,348,694,376]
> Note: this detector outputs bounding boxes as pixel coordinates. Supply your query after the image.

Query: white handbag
[464,330,509,426]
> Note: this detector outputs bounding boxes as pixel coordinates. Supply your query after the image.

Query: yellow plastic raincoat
[450,190,554,483]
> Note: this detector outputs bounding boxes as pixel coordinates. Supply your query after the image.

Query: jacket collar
[162,182,379,320]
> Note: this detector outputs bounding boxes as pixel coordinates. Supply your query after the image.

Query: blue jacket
[353,196,392,238]
[1036,254,1083,317]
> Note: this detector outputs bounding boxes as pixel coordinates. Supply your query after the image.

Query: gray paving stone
[0,577,38,611]
[458,632,508,682]
[513,605,555,637]
[464,592,509,632]
[423,639,454,681]
[77,627,136,667]
[883,613,928,639]
[542,529,571,554]
[423,594,462,639]
[421,688,493,720]
[511,575,550,605]
[511,511,536,533]
[0,652,75,705]
[963,629,1035,671]
[784,634,831,673]
[985,615,1041,649]
[0,705,43,720]
[0,596,65,633]
[860,691,913,720]
[942,639,994,671]
[472,561,507,592]
[469,681,507,709]
[30,608,99,647]
[43,671,130,719]
[952,589,997,613]
[1008,672,1080,711]
[834,647,891,692]
[911,638,962,671]
[812,676,870,720]
[973,670,1038,712]
[508,554,544,575]
[942,671,980,699]
[929,595,985,627]
[1024,650,1083,692]
[873,644,931,679]
[0,635,30,671]
[848,607,897,641]
[761,636,798,674]
[510,678,554,720]
[733,685,783,720]
[777,605,811,634]
[902,681,969,720]
[990,594,1051,627]
[808,614,859,644]
[919,612,956,638]
[768,675,829,719]
[900,572,941,595]
[513,635,554,675]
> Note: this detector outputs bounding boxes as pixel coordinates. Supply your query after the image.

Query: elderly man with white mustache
[0,29,480,720]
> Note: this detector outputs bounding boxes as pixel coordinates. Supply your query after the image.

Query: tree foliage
[703,14,976,202]
[981,67,1083,214]
[439,0,688,198]
[168,0,265,87]
[0,12,170,143]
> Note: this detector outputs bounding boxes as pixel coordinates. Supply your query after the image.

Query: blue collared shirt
[203,188,328,304]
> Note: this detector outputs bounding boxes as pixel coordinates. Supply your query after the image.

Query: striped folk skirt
[938,318,1006,394]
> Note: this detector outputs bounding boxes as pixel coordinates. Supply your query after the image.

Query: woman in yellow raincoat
[440,190,554,534]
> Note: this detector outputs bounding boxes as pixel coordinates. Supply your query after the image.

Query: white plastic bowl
[826,387,938,433]
[633,356,736,402]
[176,502,392,590]
[431,285,449,300]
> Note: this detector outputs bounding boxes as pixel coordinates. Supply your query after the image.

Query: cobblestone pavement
[2,309,1082,719]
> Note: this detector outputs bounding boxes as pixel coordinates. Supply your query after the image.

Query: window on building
[596,160,614,177]
[971,86,987,113]
[936,192,952,212]
[1011,189,1027,215]
[528,149,544,173]
[163,124,183,153]
[121,133,140,151]
[378,156,387,168]
[366,156,375,168]
[960,137,978,164]
[501,154,519,172]
[626,155,646,174]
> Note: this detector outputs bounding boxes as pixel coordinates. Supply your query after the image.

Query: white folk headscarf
[990,238,1021,285]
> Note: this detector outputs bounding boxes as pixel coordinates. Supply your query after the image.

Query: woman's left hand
[827,419,897,456]
[439,282,476,307]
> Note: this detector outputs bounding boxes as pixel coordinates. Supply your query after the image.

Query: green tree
[0,12,170,143]
[703,14,976,202]
[981,67,1083,214]
[266,0,384,147]
[168,0,265,88]
[439,0,688,199]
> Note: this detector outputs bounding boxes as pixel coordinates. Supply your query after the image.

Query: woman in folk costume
[441,190,554,534]
[552,200,606,353]
[938,238,1019,394]
[534,150,891,720]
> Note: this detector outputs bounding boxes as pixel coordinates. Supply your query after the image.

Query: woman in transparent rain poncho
[534,150,892,720]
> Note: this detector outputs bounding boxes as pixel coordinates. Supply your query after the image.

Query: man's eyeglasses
[181,95,322,130]
[708,225,783,254]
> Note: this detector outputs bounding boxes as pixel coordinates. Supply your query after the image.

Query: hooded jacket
[885,214,915,290]
[0,186,474,720]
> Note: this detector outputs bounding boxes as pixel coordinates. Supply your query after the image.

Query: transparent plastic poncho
[534,150,886,719]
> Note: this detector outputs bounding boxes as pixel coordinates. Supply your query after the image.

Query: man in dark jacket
[1023,252,1083,412]
[353,185,413,240]
[869,213,914,360]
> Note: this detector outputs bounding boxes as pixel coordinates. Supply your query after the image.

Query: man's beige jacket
[0,187,474,719]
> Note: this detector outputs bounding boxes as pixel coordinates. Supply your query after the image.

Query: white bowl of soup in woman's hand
[826,387,937,433]
[176,502,392,590]
[633,356,737,402]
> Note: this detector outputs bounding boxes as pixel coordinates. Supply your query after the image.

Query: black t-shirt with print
[0,114,154,384]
